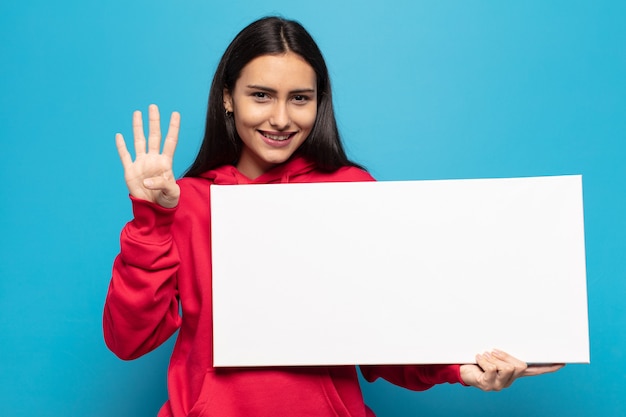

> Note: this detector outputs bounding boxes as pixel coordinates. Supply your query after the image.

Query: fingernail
[144,179,153,187]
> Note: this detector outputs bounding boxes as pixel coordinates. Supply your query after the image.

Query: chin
[264,152,296,165]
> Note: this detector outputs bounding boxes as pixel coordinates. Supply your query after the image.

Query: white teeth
[263,132,290,141]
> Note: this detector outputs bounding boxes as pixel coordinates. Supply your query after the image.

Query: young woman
[104,16,562,417]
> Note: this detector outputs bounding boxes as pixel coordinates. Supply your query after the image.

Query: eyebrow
[246,84,316,94]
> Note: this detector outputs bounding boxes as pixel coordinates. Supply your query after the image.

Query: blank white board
[211,175,589,366]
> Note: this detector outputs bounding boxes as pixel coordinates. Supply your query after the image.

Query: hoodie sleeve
[103,196,182,360]
[359,364,466,391]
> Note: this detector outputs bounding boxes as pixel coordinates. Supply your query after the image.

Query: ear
[223,88,234,113]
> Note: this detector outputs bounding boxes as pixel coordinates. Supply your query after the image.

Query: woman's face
[224,52,317,179]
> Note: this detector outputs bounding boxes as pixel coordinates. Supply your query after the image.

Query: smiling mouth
[260,131,294,141]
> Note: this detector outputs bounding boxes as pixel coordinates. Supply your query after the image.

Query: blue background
[1,0,624,416]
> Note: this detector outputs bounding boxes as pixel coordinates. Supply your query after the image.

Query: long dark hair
[184,16,362,177]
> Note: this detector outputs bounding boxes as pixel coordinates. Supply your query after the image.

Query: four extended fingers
[116,105,181,207]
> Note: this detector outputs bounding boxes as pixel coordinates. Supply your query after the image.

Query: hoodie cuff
[453,364,469,386]
[420,364,467,386]
[126,195,177,243]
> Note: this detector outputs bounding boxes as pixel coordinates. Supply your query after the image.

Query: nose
[269,102,291,130]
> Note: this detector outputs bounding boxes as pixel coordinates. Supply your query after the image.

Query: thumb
[143,175,180,208]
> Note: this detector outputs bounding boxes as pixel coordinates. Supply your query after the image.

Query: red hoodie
[103,156,463,417]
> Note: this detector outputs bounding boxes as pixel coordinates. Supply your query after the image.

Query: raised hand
[116,104,181,208]
[460,349,564,391]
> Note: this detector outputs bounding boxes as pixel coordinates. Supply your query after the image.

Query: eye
[292,95,311,104]
[252,92,270,101]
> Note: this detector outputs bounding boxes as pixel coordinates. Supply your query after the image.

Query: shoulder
[335,166,376,182]
[302,166,376,183]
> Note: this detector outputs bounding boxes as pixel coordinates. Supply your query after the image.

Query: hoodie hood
[199,156,317,185]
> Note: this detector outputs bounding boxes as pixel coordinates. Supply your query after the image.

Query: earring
[225,109,233,117]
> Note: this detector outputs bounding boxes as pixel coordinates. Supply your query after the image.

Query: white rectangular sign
[211,175,589,366]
